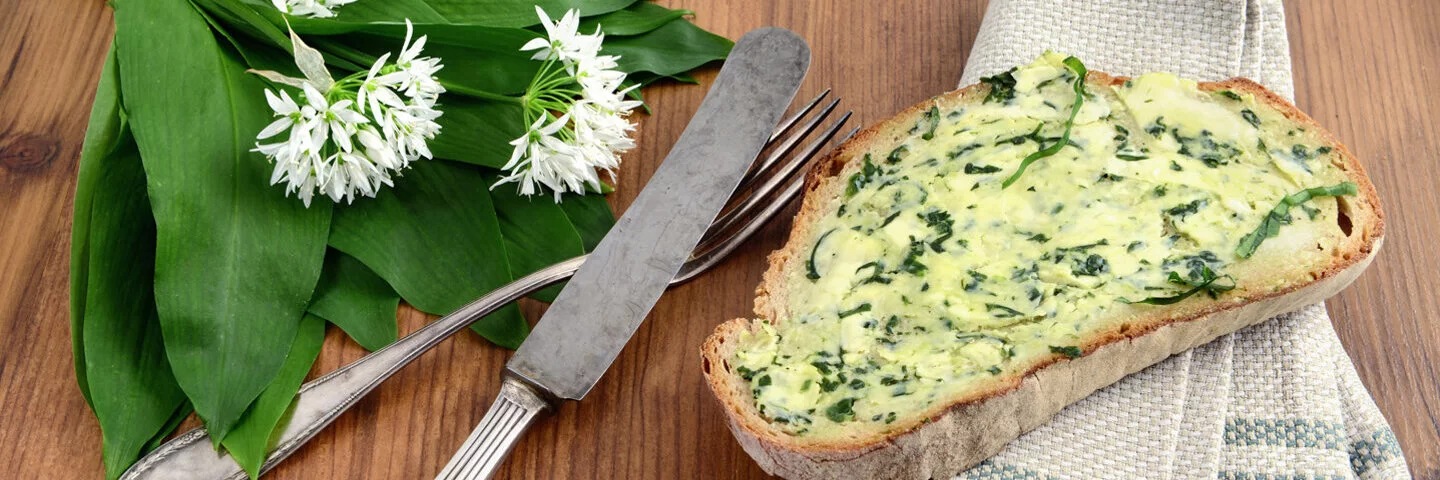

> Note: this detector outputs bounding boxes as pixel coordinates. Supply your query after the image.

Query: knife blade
[433,28,810,480]
[507,27,810,400]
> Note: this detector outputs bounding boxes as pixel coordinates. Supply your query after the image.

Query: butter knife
[432,27,811,480]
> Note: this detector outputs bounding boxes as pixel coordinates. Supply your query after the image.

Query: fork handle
[434,376,551,480]
[120,257,588,480]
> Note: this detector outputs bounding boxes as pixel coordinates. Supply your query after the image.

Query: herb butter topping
[732,53,1356,437]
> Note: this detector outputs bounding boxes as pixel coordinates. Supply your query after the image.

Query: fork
[119,91,854,480]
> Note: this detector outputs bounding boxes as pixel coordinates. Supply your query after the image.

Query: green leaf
[221,314,325,479]
[1002,56,1088,189]
[309,28,540,96]
[223,0,636,30]
[1118,267,1236,306]
[329,161,527,348]
[428,96,526,168]
[489,183,587,302]
[1049,345,1083,359]
[114,0,331,441]
[140,402,193,454]
[72,41,128,410]
[580,2,692,36]
[79,123,192,480]
[430,0,637,26]
[1235,182,1358,258]
[603,18,733,77]
[308,250,401,351]
[556,191,615,252]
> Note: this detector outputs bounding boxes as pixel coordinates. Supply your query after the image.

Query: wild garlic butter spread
[732,53,1354,437]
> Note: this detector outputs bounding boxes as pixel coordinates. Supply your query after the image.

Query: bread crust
[701,73,1384,479]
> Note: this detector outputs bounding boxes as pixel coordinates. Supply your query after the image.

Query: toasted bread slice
[701,54,1383,479]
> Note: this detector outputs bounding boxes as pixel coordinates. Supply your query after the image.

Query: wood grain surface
[1,0,1436,478]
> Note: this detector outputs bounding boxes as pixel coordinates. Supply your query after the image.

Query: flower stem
[442,82,524,104]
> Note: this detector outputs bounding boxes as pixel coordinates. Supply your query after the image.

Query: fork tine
[769,89,830,144]
[676,172,808,285]
[737,98,841,193]
[700,111,852,248]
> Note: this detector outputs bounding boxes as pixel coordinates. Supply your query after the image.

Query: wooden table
[3,0,1437,478]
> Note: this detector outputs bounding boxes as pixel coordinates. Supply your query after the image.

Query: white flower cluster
[270,0,355,19]
[494,7,643,201]
[252,21,444,207]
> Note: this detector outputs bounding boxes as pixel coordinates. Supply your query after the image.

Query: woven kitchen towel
[953,1,1410,479]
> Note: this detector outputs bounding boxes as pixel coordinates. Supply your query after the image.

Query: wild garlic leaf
[490,182,588,303]
[71,43,127,411]
[1118,266,1236,305]
[77,114,193,480]
[556,190,617,252]
[429,95,527,168]
[115,0,331,442]
[1235,182,1357,258]
[221,314,326,479]
[308,250,401,351]
[1001,56,1088,189]
[603,17,735,78]
[329,161,527,348]
[579,2,691,36]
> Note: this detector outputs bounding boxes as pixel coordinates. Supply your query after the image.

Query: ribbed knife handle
[434,376,551,480]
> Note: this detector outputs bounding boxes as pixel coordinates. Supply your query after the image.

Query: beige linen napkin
[953,1,1410,478]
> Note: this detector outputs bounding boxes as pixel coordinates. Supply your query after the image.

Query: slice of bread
[701,54,1383,479]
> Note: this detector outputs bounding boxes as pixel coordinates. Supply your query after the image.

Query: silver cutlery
[121,27,849,480]
[433,27,812,480]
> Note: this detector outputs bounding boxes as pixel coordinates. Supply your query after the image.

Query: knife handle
[434,376,551,480]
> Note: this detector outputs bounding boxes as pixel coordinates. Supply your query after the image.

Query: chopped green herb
[1236,182,1357,258]
[919,209,954,252]
[1119,266,1235,305]
[855,262,892,285]
[1146,117,1168,137]
[1165,199,1208,220]
[837,303,872,318]
[964,163,1003,174]
[845,155,881,197]
[825,398,856,423]
[920,106,940,140]
[965,269,988,291]
[1001,56,1088,189]
[899,238,927,275]
[884,315,900,335]
[805,228,838,280]
[985,303,1025,318]
[878,210,903,228]
[1240,109,1261,127]
[980,68,1018,104]
[1050,346,1083,359]
[886,145,909,164]
[1072,253,1109,276]
[1217,90,1243,101]
[736,366,762,381]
